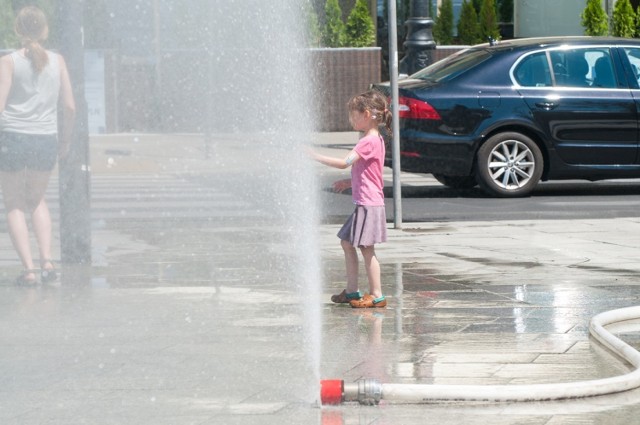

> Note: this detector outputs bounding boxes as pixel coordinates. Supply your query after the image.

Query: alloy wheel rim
[487,140,536,190]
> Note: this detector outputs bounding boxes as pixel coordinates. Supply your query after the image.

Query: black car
[374,36,640,197]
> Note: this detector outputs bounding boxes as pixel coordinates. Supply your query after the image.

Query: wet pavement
[1,133,640,424]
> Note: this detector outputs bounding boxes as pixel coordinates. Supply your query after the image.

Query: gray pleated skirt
[337,205,387,247]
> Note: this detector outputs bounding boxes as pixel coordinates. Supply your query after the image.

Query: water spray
[321,306,640,405]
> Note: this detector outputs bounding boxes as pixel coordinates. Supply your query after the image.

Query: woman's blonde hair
[347,90,392,135]
[15,6,49,73]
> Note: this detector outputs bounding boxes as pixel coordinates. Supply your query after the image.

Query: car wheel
[476,132,543,197]
[432,174,478,189]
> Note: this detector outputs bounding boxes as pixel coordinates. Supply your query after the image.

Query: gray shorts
[337,205,387,247]
[0,132,58,172]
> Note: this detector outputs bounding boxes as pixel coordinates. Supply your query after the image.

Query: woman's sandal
[331,290,362,304]
[349,294,387,309]
[40,259,58,283]
[16,269,38,286]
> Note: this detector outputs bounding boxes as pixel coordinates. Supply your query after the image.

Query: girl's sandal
[16,269,38,286]
[40,259,58,283]
[331,290,362,304]
[350,294,387,309]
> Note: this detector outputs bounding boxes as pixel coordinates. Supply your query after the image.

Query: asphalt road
[319,176,640,224]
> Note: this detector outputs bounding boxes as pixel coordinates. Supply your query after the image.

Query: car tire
[432,174,478,189]
[476,132,543,197]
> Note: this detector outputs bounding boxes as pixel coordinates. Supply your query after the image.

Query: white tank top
[1,50,60,135]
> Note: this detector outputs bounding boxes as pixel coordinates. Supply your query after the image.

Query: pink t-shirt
[351,134,385,206]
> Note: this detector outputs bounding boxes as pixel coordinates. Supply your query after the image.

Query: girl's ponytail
[370,90,392,137]
[382,106,392,136]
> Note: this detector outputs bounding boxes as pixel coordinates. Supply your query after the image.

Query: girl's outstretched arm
[310,148,360,169]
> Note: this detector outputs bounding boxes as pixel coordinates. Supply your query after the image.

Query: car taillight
[398,96,441,120]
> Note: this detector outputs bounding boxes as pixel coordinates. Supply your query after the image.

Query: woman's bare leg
[25,170,54,270]
[1,170,36,275]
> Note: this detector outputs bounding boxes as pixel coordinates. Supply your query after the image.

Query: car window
[623,47,640,88]
[549,48,615,88]
[514,52,551,87]
[411,49,492,83]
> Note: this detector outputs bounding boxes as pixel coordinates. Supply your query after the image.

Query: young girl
[311,90,391,308]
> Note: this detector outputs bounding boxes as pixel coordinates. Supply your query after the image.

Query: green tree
[304,0,323,47]
[636,6,640,38]
[479,0,500,42]
[322,0,346,47]
[612,0,635,38]
[581,0,609,36]
[400,0,411,40]
[472,0,482,14]
[458,0,482,45]
[0,0,17,48]
[433,0,454,45]
[345,0,375,47]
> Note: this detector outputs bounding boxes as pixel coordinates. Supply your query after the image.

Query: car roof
[477,36,640,52]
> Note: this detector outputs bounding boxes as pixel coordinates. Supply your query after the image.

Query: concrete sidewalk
[1,133,640,424]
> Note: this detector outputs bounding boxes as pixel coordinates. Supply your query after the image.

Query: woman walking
[0,6,76,284]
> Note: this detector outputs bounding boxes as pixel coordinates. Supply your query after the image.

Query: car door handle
[535,101,558,110]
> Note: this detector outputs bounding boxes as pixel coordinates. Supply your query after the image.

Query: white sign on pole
[84,50,107,134]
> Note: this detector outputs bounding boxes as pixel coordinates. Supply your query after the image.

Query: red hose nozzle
[320,379,344,405]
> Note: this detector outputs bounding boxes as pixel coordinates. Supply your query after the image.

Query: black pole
[56,0,92,265]
[399,0,436,76]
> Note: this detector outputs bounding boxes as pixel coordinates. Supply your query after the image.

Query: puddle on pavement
[322,260,640,402]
